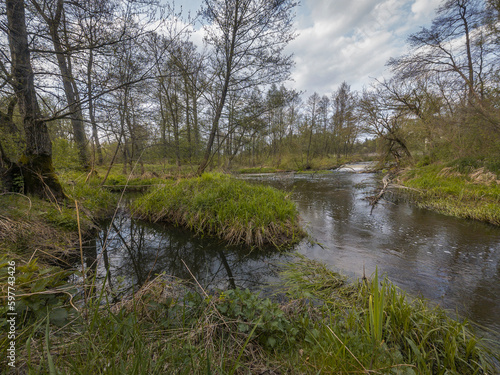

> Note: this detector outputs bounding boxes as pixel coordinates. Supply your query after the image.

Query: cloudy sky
[177,0,438,95]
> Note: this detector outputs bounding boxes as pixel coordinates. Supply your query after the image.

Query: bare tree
[359,88,412,165]
[331,82,358,159]
[30,0,91,169]
[197,0,297,174]
[389,0,487,106]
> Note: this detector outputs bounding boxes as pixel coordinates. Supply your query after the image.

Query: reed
[3,256,498,374]
[366,268,385,347]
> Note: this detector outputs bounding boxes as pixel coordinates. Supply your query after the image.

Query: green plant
[366,268,386,347]
[132,173,305,248]
[0,257,75,327]
[217,288,300,348]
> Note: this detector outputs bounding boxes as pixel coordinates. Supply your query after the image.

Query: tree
[359,88,412,165]
[305,92,320,167]
[331,82,358,159]
[75,0,117,166]
[197,0,297,174]
[30,0,91,170]
[389,0,492,111]
[5,0,64,199]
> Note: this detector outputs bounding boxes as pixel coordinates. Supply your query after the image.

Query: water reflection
[243,172,500,332]
[85,212,289,298]
[84,171,500,333]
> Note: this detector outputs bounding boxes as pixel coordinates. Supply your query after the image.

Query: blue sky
[174,0,438,95]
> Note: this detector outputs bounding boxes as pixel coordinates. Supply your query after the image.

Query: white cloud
[287,0,436,95]
[411,0,438,21]
[168,0,437,96]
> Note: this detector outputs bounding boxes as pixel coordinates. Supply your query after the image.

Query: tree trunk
[87,47,103,165]
[31,0,90,170]
[50,23,90,170]
[6,0,65,200]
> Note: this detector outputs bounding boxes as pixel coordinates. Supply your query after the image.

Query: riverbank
[1,168,499,373]
[0,174,117,263]
[394,163,500,226]
[2,256,497,374]
[132,173,305,248]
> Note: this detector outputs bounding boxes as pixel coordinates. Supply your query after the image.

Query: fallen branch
[367,173,393,212]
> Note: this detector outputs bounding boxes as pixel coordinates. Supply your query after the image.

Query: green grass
[3,256,497,374]
[132,173,306,248]
[236,166,280,174]
[397,163,500,225]
[278,256,498,374]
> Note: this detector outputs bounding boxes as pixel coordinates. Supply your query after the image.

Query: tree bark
[6,0,65,200]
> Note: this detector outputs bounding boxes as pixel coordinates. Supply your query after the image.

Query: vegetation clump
[132,173,305,248]
[396,163,500,225]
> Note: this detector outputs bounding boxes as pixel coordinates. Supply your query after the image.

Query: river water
[86,166,500,333]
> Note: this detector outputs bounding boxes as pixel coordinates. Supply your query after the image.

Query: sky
[175,0,438,95]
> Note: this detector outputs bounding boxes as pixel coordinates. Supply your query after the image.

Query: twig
[368,173,393,213]
[75,200,87,306]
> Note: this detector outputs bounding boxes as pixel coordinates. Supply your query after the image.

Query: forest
[1,0,500,373]
[1,0,499,194]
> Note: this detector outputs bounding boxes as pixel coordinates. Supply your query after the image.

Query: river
[85,166,500,333]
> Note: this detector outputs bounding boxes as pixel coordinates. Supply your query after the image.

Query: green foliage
[236,166,279,174]
[0,256,75,331]
[105,174,128,186]
[52,138,81,170]
[12,174,25,193]
[366,268,385,346]
[279,256,498,374]
[217,288,301,348]
[133,173,305,248]
[5,258,498,374]
[43,206,80,231]
[64,179,118,217]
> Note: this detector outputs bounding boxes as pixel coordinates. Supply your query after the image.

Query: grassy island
[132,173,305,248]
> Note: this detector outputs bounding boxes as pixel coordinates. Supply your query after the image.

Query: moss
[19,154,66,201]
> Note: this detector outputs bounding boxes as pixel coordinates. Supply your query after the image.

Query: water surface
[85,169,500,332]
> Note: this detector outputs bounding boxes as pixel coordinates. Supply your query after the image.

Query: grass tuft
[132,173,306,248]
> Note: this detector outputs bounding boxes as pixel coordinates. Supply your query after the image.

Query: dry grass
[0,213,82,265]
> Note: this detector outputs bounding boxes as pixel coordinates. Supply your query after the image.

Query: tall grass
[2,165,498,374]
[2,256,498,374]
[396,164,500,225]
[279,256,498,374]
[132,173,306,248]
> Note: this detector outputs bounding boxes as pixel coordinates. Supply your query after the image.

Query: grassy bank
[1,256,497,374]
[132,173,305,248]
[395,162,500,225]
[0,170,118,257]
